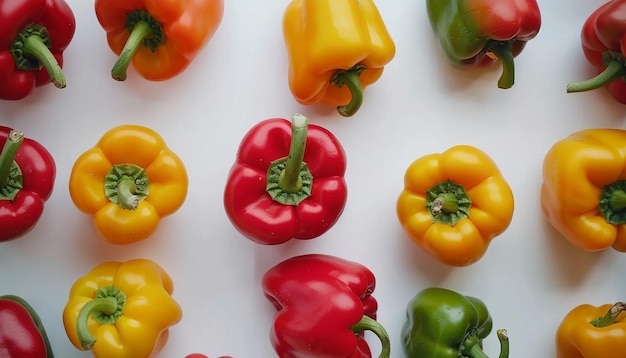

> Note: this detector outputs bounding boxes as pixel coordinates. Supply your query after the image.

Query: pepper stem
[10,23,65,88]
[111,20,154,81]
[76,286,126,350]
[331,65,366,117]
[104,164,150,210]
[0,130,24,188]
[426,180,472,226]
[350,315,391,358]
[462,329,509,358]
[591,302,626,327]
[599,180,626,225]
[280,113,308,192]
[567,58,625,93]
[488,42,515,89]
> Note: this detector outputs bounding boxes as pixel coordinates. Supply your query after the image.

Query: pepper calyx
[599,180,626,224]
[10,23,66,88]
[111,10,165,81]
[350,315,391,358]
[76,285,127,350]
[426,180,472,226]
[0,130,24,201]
[591,302,626,327]
[331,65,367,117]
[567,51,626,93]
[104,163,150,210]
[266,114,312,205]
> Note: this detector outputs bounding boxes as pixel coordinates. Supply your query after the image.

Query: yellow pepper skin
[68,125,188,245]
[283,0,395,117]
[541,129,626,252]
[62,259,182,358]
[556,302,626,358]
[396,145,514,266]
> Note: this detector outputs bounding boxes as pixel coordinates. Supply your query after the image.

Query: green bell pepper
[425,0,541,89]
[401,287,509,358]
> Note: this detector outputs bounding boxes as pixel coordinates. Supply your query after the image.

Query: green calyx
[567,51,626,93]
[104,163,150,210]
[599,180,626,224]
[460,329,509,358]
[266,114,313,206]
[331,65,367,117]
[591,302,626,328]
[10,23,66,88]
[426,180,472,226]
[0,130,24,201]
[111,10,165,81]
[76,285,127,350]
[485,41,515,89]
[351,315,391,358]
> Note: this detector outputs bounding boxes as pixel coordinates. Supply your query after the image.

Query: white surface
[1,0,624,357]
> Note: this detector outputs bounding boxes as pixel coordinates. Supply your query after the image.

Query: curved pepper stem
[76,285,126,350]
[350,315,391,358]
[10,24,66,88]
[331,65,366,117]
[591,302,626,327]
[104,163,150,210]
[266,114,313,205]
[567,52,626,93]
[111,11,165,81]
[487,41,515,89]
[461,329,509,358]
[0,130,24,201]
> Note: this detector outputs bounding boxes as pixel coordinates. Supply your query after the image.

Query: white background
[1,0,624,357]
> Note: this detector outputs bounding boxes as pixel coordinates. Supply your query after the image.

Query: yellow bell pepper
[283,0,395,117]
[556,302,626,358]
[541,129,626,252]
[68,124,188,245]
[62,259,182,358]
[396,145,514,266]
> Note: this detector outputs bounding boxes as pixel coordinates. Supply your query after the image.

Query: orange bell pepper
[556,302,626,358]
[283,0,395,117]
[396,145,514,266]
[68,125,188,245]
[541,128,626,252]
[95,0,224,81]
[62,259,182,358]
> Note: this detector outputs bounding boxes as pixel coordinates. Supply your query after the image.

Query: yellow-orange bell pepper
[283,0,395,117]
[541,129,626,252]
[68,125,188,245]
[62,259,182,358]
[396,145,514,266]
[556,302,626,358]
[95,0,224,81]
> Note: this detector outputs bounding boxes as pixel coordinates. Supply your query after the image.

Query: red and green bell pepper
[402,287,509,358]
[262,254,391,358]
[0,127,55,242]
[0,0,76,100]
[223,114,347,245]
[426,0,541,89]
[567,0,626,104]
[0,295,54,358]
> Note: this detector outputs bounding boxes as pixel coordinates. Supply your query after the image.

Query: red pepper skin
[0,0,76,100]
[0,127,56,242]
[0,295,54,358]
[262,254,390,358]
[567,0,626,103]
[223,117,347,245]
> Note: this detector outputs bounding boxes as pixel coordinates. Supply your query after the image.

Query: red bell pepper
[567,0,626,103]
[0,295,54,358]
[0,127,55,242]
[223,114,347,245]
[262,254,391,358]
[0,0,76,100]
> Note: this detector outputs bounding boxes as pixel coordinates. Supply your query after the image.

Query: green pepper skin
[425,0,541,89]
[402,287,501,358]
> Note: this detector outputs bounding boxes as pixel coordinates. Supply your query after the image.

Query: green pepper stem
[22,35,66,88]
[608,190,626,212]
[462,329,509,358]
[350,315,391,358]
[591,302,626,327]
[0,130,24,188]
[111,21,154,81]
[431,192,459,214]
[76,297,119,350]
[117,176,141,210]
[279,114,308,193]
[489,43,515,89]
[332,66,366,117]
[567,60,625,93]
